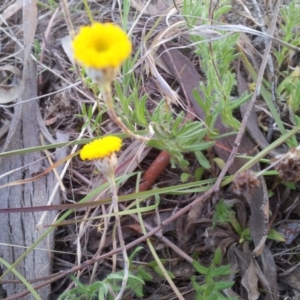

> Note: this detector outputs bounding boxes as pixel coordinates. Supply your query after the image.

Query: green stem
[101,84,150,142]
[81,0,94,24]
[0,257,42,300]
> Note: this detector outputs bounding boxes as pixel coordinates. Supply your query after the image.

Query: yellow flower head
[72,22,132,70]
[80,136,122,161]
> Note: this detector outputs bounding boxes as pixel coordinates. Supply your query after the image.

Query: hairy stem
[101,83,150,142]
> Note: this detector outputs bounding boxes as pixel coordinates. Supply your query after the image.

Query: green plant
[273,0,300,69]
[274,0,300,127]
[277,67,300,126]
[148,106,214,167]
[213,200,285,243]
[58,272,144,300]
[58,247,153,300]
[36,0,59,10]
[116,75,215,167]
[183,0,248,132]
[75,102,104,134]
[213,199,250,243]
[33,39,41,59]
[191,248,236,300]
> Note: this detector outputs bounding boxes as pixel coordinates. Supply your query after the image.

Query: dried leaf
[23,0,37,57]
[248,183,269,257]
[0,65,22,77]
[280,264,300,291]
[61,35,74,64]
[0,65,23,104]
[0,85,22,103]
[0,0,22,26]
[241,260,260,300]
[146,50,181,106]
[261,247,279,300]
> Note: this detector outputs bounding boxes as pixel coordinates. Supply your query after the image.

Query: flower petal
[72,23,132,69]
[80,136,122,160]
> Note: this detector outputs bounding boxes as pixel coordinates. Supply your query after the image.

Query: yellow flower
[80,136,122,161]
[72,22,132,70]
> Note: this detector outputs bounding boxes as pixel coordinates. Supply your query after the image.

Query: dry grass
[1,0,300,299]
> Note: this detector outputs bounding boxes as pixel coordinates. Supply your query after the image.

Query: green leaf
[181,172,191,183]
[193,89,209,115]
[206,265,214,282]
[127,276,144,297]
[229,93,250,110]
[134,94,148,126]
[176,122,205,139]
[172,113,185,134]
[294,114,300,126]
[212,265,232,277]
[137,266,153,281]
[98,284,109,300]
[82,102,87,115]
[195,151,211,169]
[191,275,203,292]
[213,248,222,265]
[180,141,214,152]
[267,229,286,242]
[222,110,240,130]
[192,260,208,275]
[213,199,234,228]
[213,157,226,170]
[129,246,144,265]
[214,280,235,290]
[106,272,125,281]
[153,265,175,279]
[214,5,232,20]
[239,228,251,243]
[149,260,175,279]
[205,280,216,295]
[207,292,219,300]
[194,167,204,181]
[131,282,144,298]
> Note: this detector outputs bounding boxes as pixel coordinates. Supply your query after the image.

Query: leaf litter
[1,0,300,299]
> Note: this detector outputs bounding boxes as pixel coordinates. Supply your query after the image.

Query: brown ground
[1,0,300,299]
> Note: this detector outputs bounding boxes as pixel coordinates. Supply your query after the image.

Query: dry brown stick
[212,0,281,192]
